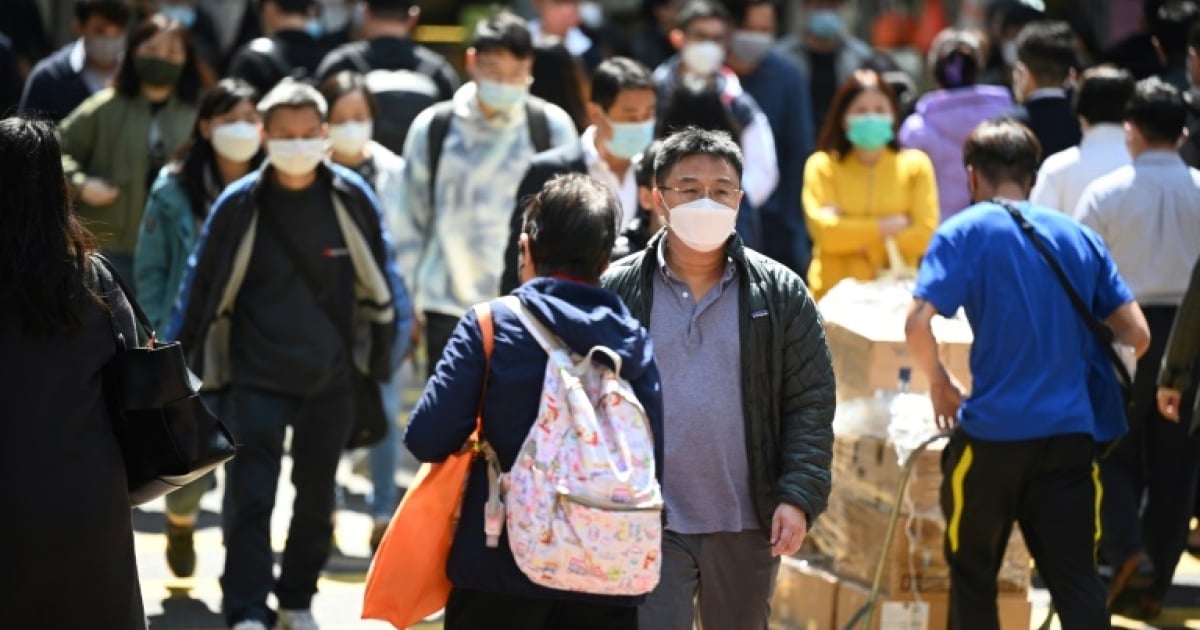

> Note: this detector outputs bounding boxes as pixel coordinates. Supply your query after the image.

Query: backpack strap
[426,101,456,207]
[471,301,496,438]
[498,295,624,376]
[347,46,373,75]
[525,97,551,153]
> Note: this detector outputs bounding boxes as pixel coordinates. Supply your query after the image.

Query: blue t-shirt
[913,201,1134,441]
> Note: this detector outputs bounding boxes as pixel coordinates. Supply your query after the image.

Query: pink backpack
[480,295,663,596]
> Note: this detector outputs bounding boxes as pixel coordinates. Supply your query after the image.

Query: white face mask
[681,41,726,76]
[210,121,261,163]
[665,196,737,252]
[266,138,326,176]
[329,120,373,156]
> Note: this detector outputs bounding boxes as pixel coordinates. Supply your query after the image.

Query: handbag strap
[91,253,155,347]
[996,199,1134,391]
[472,301,496,439]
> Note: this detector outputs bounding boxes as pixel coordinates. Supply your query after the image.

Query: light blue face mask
[161,4,197,29]
[476,79,530,113]
[845,113,895,150]
[806,9,843,40]
[305,18,324,39]
[605,118,655,160]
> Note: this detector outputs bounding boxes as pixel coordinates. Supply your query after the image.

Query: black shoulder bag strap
[525,96,551,153]
[997,199,1135,395]
[92,253,152,348]
[425,101,456,206]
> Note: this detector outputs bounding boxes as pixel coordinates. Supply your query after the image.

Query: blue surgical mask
[161,5,197,29]
[305,18,324,39]
[845,113,895,150]
[476,79,530,113]
[806,9,844,39]
[605,118,655,160]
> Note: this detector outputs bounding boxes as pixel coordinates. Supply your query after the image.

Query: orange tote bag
[362,302,495,629]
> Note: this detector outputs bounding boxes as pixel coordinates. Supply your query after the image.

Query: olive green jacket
[58,88,196,256]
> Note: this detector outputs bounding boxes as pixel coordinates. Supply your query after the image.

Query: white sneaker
[276,609,319,630]
[231,621,269,630]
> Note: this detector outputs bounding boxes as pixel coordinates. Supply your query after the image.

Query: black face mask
[135,56,183,88]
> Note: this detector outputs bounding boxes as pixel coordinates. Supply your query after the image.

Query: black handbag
[999,200,1135,448]
[94,255,238,506]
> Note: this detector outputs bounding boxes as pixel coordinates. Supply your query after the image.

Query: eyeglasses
[657,185,742,206]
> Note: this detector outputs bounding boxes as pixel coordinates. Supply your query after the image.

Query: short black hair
[472,11,533,59]
[636,140,662,188]
[75,0,132,25]
[654,126,744,187]
[1073,66,1136,126]
[265,0,317,16]
[962,119,1041,189]
[1152,0,1200,61]
[726,0,775,26]
[590,57,655,111]
[318,71,378,119]
[523,173,618,284]
[1016,21,1077,84]
[1190,17,1200,51]
[1125,77,1188,144]
[675,0,731,30]
[366,0,414,19]
[658,83,741,139]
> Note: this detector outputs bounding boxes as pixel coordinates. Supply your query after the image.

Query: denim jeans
[368,364,411,519]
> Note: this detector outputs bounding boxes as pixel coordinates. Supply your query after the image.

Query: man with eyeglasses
[602,127,835,630]
[396,11,578,375]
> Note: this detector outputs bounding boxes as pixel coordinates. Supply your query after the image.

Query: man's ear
[465,47,476,74]
[669,29,685,51]
[586,102,606,129]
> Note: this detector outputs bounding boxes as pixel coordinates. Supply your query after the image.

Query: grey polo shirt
[650,239,759,534]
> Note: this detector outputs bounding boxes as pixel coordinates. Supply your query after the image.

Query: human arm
[906,228,971,430]
[740,111,780,209]
[133,180,178,334]
[403,310,485,462]
[1157,256,1200,420]
[905,299,966,431]
[1072,184,1106,239]
[802,152,886,254]
[57,96,119,205]
[394,109,437,310]
[893,152,939,260]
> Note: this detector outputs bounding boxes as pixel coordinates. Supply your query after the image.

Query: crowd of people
[1,0,1200,629]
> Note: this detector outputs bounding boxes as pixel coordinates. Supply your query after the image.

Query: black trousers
[444,587,637,630]
[425,311,464,380]
[941,431,1107,630]
[1100,305,1200,599]
[220,384,354,626]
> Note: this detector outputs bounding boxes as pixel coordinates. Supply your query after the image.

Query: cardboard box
[835,579,1032,630]
[832,433,943,516]
[771,558,839,630]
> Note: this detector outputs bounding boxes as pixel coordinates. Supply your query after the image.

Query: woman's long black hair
[113,14,202,105]
[0,118,100,335]
[170,79,261,221]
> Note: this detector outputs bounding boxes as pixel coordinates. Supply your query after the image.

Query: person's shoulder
[896,148,934,170]
[1085,164,1136,199]
[28,43,73,78]
[72,87,119,115]
[1038,145,1082,176]
[530,140,585,169]
[536,98,578,134]
[370,141,405,172]
[148,166,187,199]
[804,150,837,173]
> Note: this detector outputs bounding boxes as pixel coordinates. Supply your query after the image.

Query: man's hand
[932,376,965,432]
[879,214,912,238]
[79,177,120,206]
[770,503,808,557]
[1159,388,1184,422]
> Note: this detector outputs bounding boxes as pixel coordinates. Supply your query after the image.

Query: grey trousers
[638,530,780,630]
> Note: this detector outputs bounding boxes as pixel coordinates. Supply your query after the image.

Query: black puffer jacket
[601,231,835,527]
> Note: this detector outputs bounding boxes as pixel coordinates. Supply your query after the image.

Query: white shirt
[528,20,593,57]
[580,126,639,228]
[1031,124,1130,214]
[1075,150,1200,306]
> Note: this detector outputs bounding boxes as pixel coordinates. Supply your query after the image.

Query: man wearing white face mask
[602,128,835,630]
[397,11,578,378]
[499,56,658,294]
[652,0,779,251]
[168,79,411,630]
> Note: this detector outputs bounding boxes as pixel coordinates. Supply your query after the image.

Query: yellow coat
[802,148,939,298]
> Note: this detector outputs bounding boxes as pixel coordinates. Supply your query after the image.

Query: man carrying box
[904,119,1151,630]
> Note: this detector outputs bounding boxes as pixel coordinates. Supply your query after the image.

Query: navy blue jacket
[19,42,94,122]
[405,278,664,604]
[1011,96,1082,166]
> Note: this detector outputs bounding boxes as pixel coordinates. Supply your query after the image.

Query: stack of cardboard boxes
[770,281,1033,630]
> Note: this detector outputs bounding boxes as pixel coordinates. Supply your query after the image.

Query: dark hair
[172,79,261,221]
[1125,77,1188,144]
[0,118,100,335]
[816,69,900,157]
[522,173,618,283]
[531,44,588,133]
[675,0,731,30]
[265,0,317,16]
[636,140,663,188]
[1074,66,1135,125]
[658,82,742,139]
[1000,2,1043,35]
[75,0,132,25]
[1152,0,1200,61]
[962,119,1041,188]
[366,0,414,19]
[1015,21,1077,84]
[472,11,533,59]
[318,71,378,119]
[654,126,744,186]
[591,57,655,111]
[928,29,981,89]
[1191,17,1200,51]
[113,15,202,105]
[726,0,775,27]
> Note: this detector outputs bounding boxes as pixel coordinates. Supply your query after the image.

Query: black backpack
[345,49,441,155]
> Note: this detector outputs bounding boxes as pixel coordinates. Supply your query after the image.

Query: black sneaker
[165,521,197,578]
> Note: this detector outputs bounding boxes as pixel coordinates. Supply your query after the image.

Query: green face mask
[845,113,895,150]
[135,56,183,88]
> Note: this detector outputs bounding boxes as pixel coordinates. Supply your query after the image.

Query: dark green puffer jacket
[601,230,836,528]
